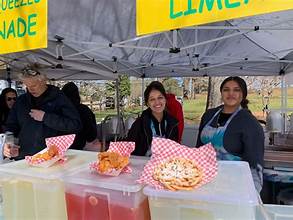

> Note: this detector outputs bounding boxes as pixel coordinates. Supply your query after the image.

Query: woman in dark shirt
[0,88,17,133]
[127,81,178,156]
[196,76,264,192]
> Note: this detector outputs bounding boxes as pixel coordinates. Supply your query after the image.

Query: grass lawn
[95,108,142,122]
[94,88,293,124]
[183,96,207,124]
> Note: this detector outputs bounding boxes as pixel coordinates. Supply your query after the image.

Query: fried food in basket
[97,151,129,173]
[31,145,59,162]
[153,157,202,191]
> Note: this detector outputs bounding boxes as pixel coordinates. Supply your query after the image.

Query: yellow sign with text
[0,0,47,54]
[137,0,293,35]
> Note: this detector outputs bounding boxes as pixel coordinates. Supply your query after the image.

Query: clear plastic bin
[143,161,259,220]
[256,204,293,220]
[64,156,150,220]
[0,184,5,220]
[0,150,97,220]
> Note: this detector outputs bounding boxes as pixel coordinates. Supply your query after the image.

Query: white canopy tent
[0,0,293,80]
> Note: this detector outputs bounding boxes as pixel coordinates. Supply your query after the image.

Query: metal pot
[266,111,284,133]
[289,114,293,133]
[125,116,136,131]
[104,115,123,135]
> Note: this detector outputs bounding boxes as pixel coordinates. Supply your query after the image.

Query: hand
[29,109,45,121]
[3,143,20,158]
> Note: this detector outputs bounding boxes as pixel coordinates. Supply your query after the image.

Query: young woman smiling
[127,81,179,156]
[196,76,264,193]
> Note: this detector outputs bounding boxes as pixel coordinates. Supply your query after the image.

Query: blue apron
[200,107,242,161]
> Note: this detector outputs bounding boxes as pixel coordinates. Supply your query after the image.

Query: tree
[162,77,182,95]
[245,76,280,115]
[79,81,103,101]
[105,80,115,97]
[119,75,131,99]
[183,78,191,99]
[55,80,105,110]
[192,77,209,95]
[105,75,131,106]
[182,77,209,99]
[206,77,224,110]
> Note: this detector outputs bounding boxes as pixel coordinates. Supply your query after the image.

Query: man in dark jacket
[3,70,81,160]
[62,82,97,150]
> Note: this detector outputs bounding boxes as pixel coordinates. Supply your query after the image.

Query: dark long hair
[144,81,167,106]
[220,76,249,109]
[0,88,17,125]
[62,82,81,106]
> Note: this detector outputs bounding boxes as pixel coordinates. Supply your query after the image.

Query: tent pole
[172,30,178,49]
[141,70,145,112]
[181,31,250,50]
[186,26,293,31]
[281,75,287,133]
[201,55,293,64]
[66,31,163,46]
[281,75,285,110]
[119,64,148,73]
[115,78,122,140]
[111,44,169,52]
[284,76,288,133]
[116,32,162,44]
[6,67,12,88]
[164,32,173,45]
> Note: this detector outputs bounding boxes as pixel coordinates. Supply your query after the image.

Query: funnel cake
[153,157,202,191]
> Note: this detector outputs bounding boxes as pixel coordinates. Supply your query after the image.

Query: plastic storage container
[277,188,293,205]
[256,204,293,220]
[64,156,150,220]
[143,161,259,220]
[0,202,4,220]
[0,181,7,220]
[0,150,97,220]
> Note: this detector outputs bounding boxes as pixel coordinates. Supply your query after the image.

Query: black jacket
[0,95,10,133]
[0,107,9,133]
[61,82,97,150]
[127,108,179,156]
[69,104,97,150]
[5,85,81,160]
[196,106,264,168]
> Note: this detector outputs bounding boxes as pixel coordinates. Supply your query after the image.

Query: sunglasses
[22,69,40,76]
[6,97,16,101]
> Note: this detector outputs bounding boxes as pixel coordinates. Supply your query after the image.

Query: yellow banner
[0,0,47,54]
[137,0,293,35]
